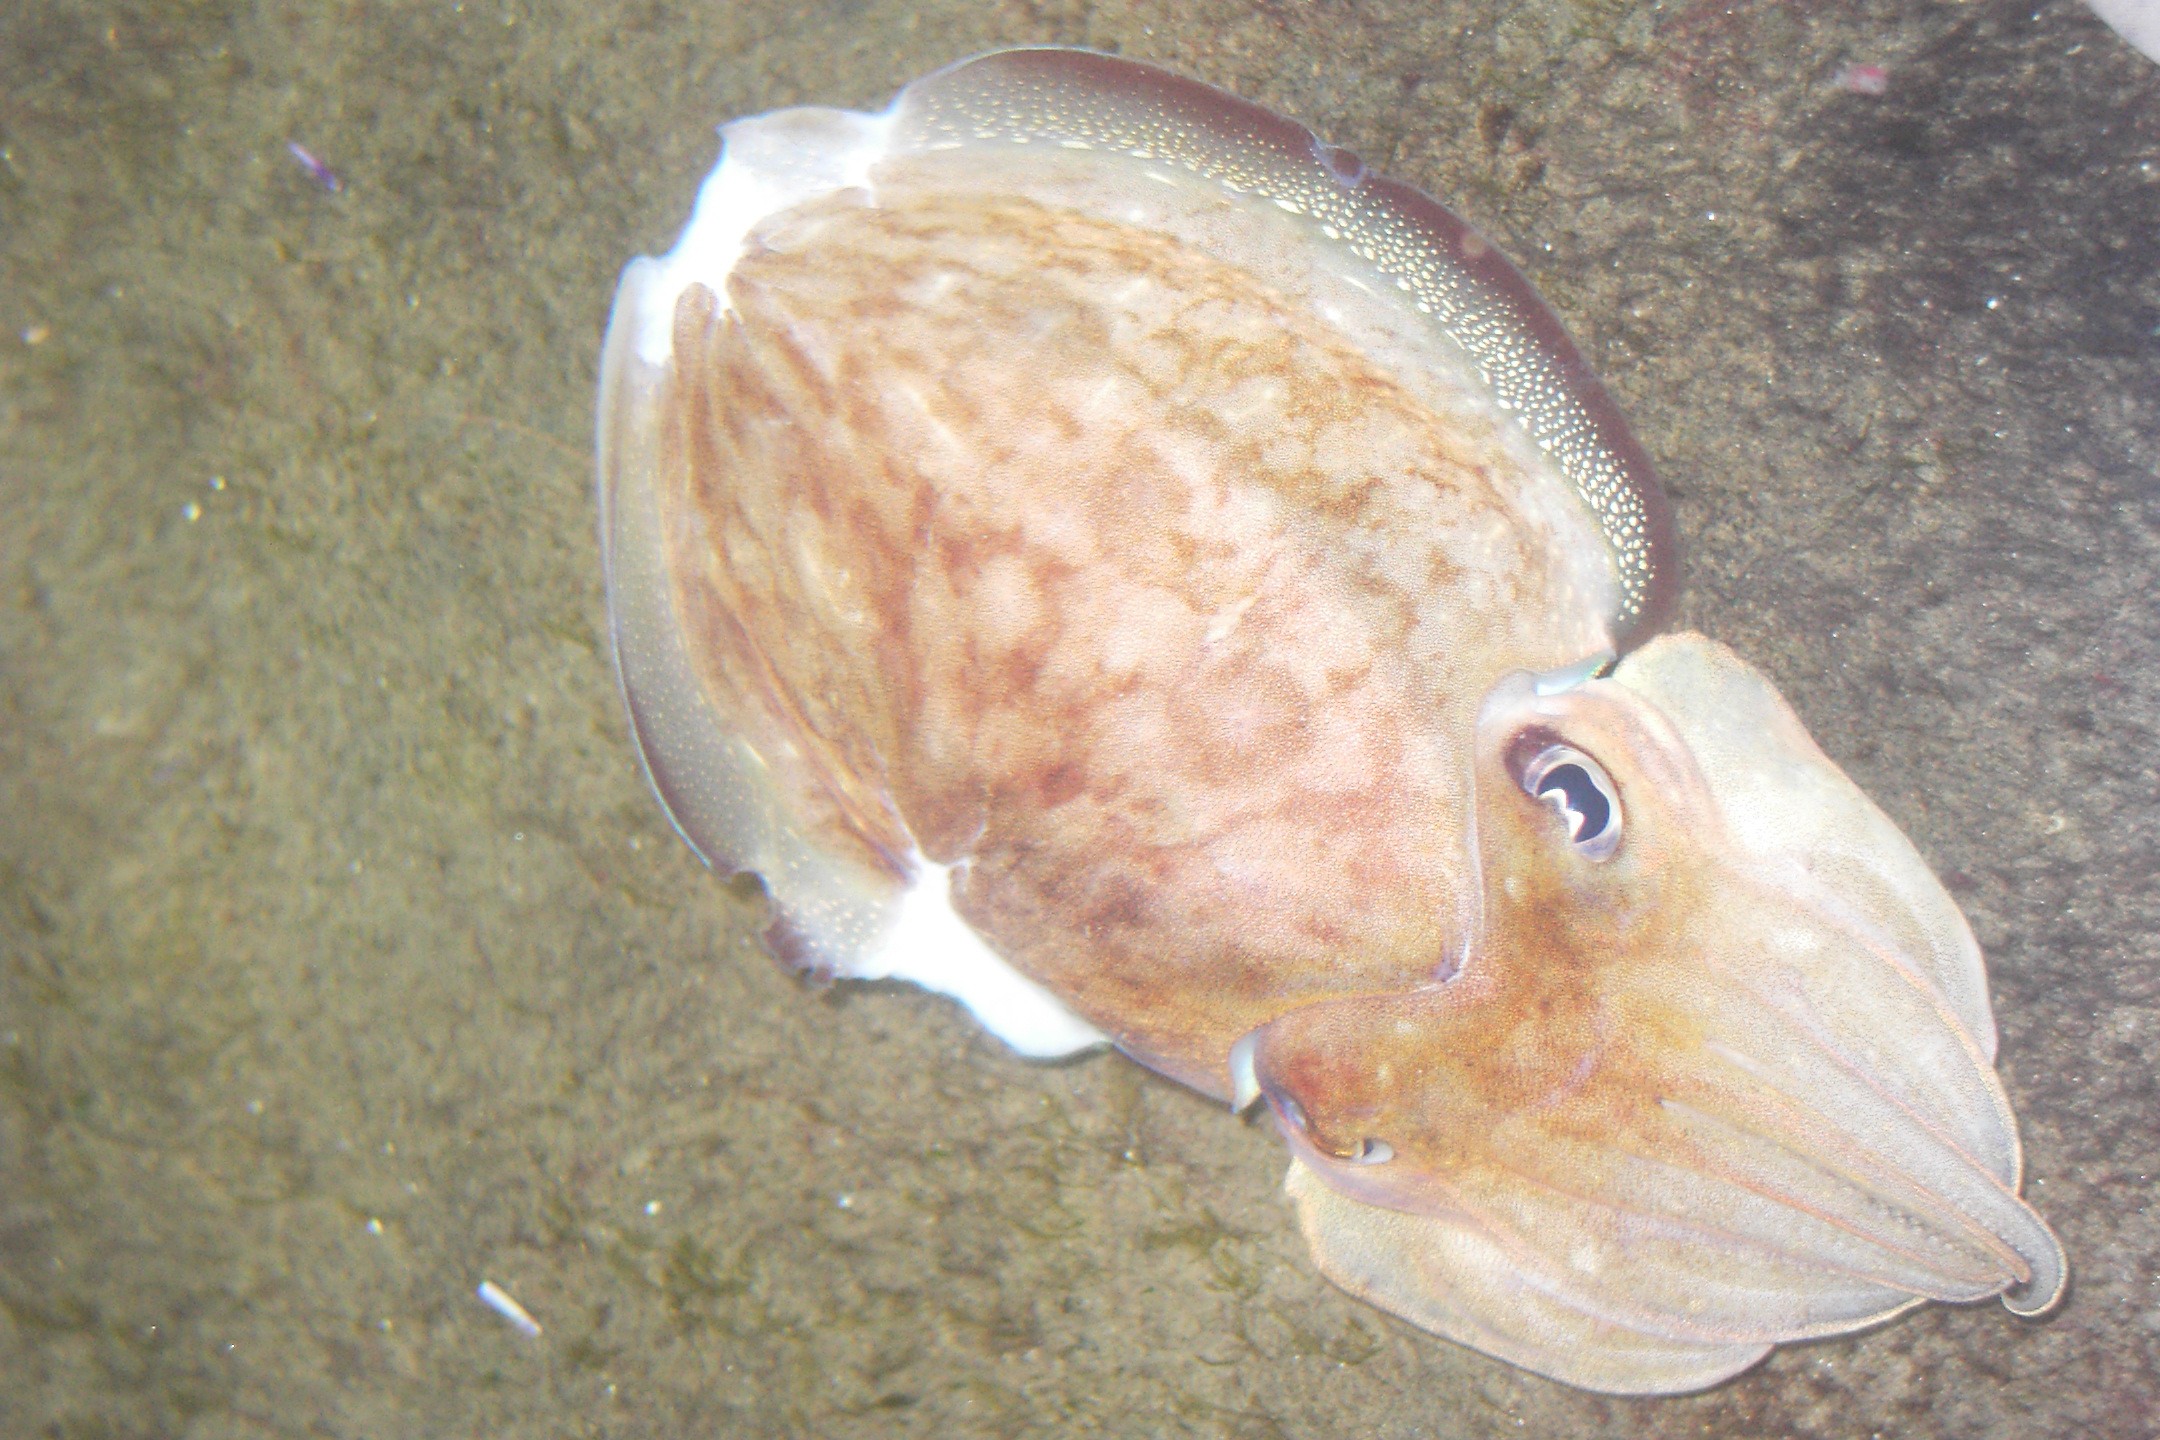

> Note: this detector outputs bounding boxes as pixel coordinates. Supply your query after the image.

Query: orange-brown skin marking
[655,184,1611,1093]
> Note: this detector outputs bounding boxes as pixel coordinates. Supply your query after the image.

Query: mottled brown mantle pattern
[656,181,1613,1093]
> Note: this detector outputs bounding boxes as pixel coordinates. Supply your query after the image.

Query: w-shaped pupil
[1537,763,1610,842]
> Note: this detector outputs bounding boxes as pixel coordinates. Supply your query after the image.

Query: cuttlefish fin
[600,260,1105,1057]
[600,263,910,974]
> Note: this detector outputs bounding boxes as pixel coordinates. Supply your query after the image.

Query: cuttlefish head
[1231,631,2066,1394]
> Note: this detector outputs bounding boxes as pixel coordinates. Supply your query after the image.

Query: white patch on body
[633,103,902,363]
[842,859,1109,1058]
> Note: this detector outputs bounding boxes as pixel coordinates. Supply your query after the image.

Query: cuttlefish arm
[1237,633,2066,1395]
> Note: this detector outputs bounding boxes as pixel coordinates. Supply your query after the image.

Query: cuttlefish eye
[1516,740,1623,861]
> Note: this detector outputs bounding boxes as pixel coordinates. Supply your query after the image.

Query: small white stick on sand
[476,1279,542,1337]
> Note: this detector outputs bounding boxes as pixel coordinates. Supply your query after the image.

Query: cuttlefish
[595,48,2065,1394]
